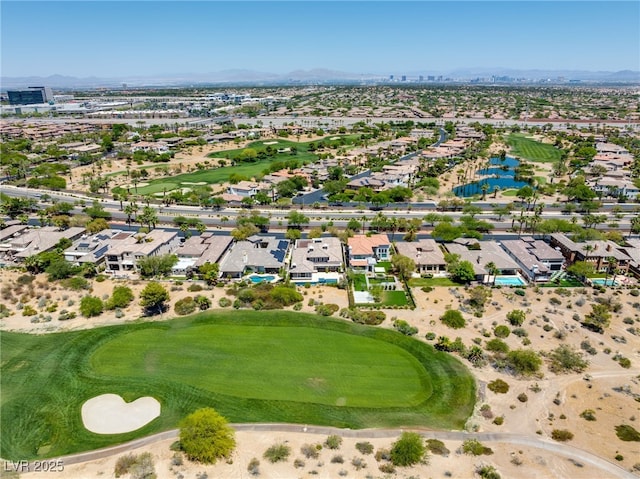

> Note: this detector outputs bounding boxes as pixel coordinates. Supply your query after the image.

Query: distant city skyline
[1,1,639,78]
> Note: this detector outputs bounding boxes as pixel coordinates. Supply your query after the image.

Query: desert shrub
[374,448,391,462]
[263,443,291,463]
[506,349,542,375]
[193,294,211,310]
[106,286,134,310]
[174,297,197,316]
[390,432,427,467]
[494,325,510,338]
[426,439,449,456]
[580,409,596,421]
[393,319,418,336]
[80,295,104,318]
[615,424,640,441]
[493,416,504,425]
[17,274,35,285]
[188,283,204,292]
[506,309,526,326]
[551,429,574,441]
[477,465,501,479]
[324,435,342,450]
[293,458,305,469]
[355,442,374,455]
[379,463,396,474]
[61,277,90,291]
[115,454,137,477]
[300,444,320,459]
[22,305,37,316]
[462,439,493,456]
[180,408,236,464]
[331,455,344,464]
[617,357,632,369]
[486,338,509,354]
[512,327,528,338]
[517,392,528,403]
[269,285,303,306]
[315,303,339,316]
[580,340,598,355]
[171,452,183,466]
[351,457,366,470]
[247,457,260,476]
[514,288,525,297]
[218,297,232,307]
[440,309,465,329]
[58,310,77,321]
[344,308,386,325]
[549,345,589,373]
[488,379,510,394]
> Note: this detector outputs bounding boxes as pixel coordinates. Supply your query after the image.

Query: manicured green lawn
[409,277,462,287]
[383,290,409,306]
[353,274,368,291]
[506,134,562,163]
[1,311,475,460]
[501,189,519,197]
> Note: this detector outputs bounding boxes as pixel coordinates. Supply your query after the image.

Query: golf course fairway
[1,311,476,460]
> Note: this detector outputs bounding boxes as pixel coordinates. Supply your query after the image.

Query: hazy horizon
[1,1,639,78]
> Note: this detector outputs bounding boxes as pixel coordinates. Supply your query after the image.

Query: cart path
[20,424,636,479]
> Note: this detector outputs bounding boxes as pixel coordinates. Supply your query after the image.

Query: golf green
[1,311,476,460]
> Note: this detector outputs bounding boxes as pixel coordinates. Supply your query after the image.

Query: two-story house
[347,234,390,274]
[105,230,180,275]
[289,237,344,284]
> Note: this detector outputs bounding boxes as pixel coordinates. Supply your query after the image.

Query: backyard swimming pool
[248,275,276,283]
[494,276,527,286]
[591,278,617,286]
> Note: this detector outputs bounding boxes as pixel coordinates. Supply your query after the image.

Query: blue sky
[1,1,639,77]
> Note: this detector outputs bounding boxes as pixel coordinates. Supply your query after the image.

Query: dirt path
[25,424,635,479]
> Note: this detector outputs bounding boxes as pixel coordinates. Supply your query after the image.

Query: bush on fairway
[390,432,428,466]
[140,281,169,315]
[179,408,235,464]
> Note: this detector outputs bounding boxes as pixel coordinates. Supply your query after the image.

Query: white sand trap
[263,141,278,145]
[122,182,150,189]
[330,136,340,140]
[181,181,207,185]
[82,394,160,434]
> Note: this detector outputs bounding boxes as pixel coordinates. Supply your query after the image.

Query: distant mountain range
[1,68,639,89]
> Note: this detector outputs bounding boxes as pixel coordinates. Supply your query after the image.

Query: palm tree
[493,185,500,198]
[124,201,138,227]
[485,261,499,286]
[481,182,489,201]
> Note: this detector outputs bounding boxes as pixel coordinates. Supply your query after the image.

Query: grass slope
[1,311,475,460]
[506,133,562,163]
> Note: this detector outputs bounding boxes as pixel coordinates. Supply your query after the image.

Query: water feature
[453,156,531,197]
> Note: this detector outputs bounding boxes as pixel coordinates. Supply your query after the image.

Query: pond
[452,156,531,197]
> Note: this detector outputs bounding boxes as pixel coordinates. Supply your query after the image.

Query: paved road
[22,424,635,478]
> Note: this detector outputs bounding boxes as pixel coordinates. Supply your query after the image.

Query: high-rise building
[7,86,53,105]
[389,75,394,81]
[401,75,407,82]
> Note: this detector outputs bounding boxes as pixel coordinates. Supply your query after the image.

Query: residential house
[394,239,447,276]
[347,234,390,274]
[219,236,290,279]
[444,239,520,283]
[64,230,135,266]
[105,230,180,275]
[171,233,233,276]
[549,233,631,275]
[1,226,86,262]
[499,237,565,282]
[289,237,344,284]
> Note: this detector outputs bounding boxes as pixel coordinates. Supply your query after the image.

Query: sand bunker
[82,394,160,434]
[121,182,150,189]
[181,181,207,185]
[263,141,278,145]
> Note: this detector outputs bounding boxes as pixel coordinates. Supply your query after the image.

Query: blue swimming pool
[591,278,617,286]
[248,275,276,283]
[494,276,527,286]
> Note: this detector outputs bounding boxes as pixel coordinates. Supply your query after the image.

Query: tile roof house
[219,236,290,279]
[1,226,86,261]
[444,239,520,283]
[499,237,565,282]
[394,239,447,275]
[347,234,390,273]
[64,229,136,266]
[171,233,234,276]
[549,233,631,274]
[105,230,180,275]
[289,237,344,282]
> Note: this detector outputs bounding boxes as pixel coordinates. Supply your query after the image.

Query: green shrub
[487,379,510,394]
[462,439,492,456]
[61,277,90,291]
[549,345,589,373]
[194,295,211,310]
[22,305,37,316]
[493,416,504,425]
[477,465,501,479]
[187,283,204,292]
[315,303,340,316]
[263,443,291,463]
[174,297,197,316]
[514,289,525,296]
[615,424,640,441]
[393,319,418,336]
[507,309,526,326]
[301,443,320,459]
[440,309,465,329]
[506,349,542,376]
[494,325,510,338]
[426,439,449,456]
[390,432,427,466]
[180,408,236,464]
[324,434,342,450]
[355,442,374,455]
[551,429,574,442]
[486,338,509,353]
[80,296,104,318]
[580,409,596,421]
[517,392,528,403]
[106,286,134,310]
[218,297,232,308]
